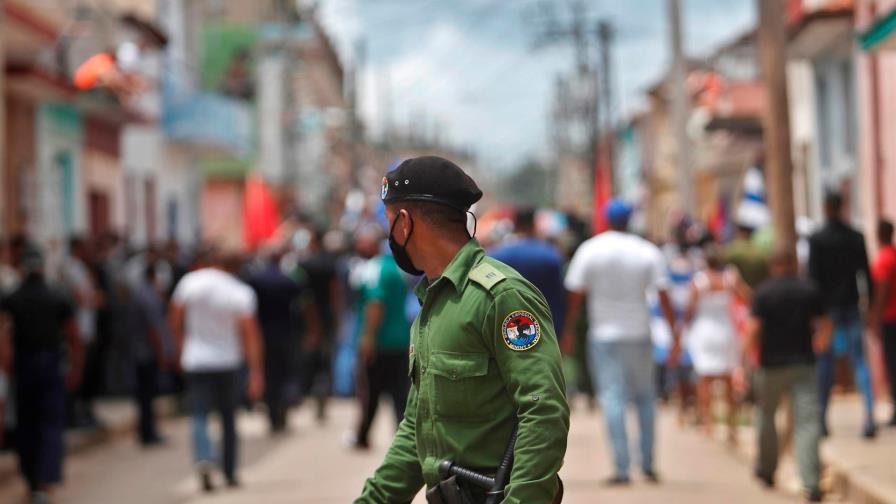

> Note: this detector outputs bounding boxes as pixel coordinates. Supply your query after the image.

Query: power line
[530,0,608,189]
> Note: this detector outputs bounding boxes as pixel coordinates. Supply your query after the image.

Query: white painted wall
[787,60,821,220]
[122,125,201,247]
[258,53,286,183]
[159,146,200,245]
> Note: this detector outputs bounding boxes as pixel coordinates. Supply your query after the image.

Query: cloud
[317,0,363,61]
[318,0,756,169]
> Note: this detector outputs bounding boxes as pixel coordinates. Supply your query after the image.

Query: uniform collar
[413,239,483,301]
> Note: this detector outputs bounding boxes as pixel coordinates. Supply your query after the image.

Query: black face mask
[388,212,424,276]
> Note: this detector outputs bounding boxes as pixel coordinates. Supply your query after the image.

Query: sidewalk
[4,400,794,504]
[713,395,896,503]
[0,397,177,486]
[5,394,892,502]
[821,397,896,503]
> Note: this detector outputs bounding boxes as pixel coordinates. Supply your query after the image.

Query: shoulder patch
[501,310,541,351]
[469,263,506,291]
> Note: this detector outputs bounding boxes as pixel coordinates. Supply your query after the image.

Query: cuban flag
[507,318,536,340]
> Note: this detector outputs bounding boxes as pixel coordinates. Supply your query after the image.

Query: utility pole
[598,21,614,133]
[0,0,5,235]
[550,75,572,204]
[532,0,601,201]
[667,0,695,217]
[378,66,393,146]
[597,20,615,191]
[348,38,366,189]
[757,0,797,253]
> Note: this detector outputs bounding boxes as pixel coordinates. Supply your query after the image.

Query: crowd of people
[0,228,351,502]
[0,184,894,503]
[552,192,894,502]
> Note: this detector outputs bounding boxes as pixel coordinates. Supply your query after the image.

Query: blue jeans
[187,370,240,480]
[588,339,656,478]
[817,307,875,429]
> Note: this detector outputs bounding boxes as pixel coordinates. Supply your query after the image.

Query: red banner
[243,173,281,250]
[591,144,613,235]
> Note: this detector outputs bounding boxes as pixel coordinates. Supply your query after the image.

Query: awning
[788,6,853,58]
[860,8,896,51]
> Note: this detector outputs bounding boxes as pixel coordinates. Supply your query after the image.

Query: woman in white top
[684,250,751,441]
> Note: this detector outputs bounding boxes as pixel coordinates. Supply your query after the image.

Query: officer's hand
[247,371,264,403]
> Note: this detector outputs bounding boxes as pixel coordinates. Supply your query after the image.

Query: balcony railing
[160,67,253,157]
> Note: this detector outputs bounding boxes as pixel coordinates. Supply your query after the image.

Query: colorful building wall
[2,97,35,237]
[856,0,896,399]
[35,103,85,244]
[857,0,896,237]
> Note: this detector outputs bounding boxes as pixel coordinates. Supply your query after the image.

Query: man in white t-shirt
[170,248,263,492]
[562,199,678,486]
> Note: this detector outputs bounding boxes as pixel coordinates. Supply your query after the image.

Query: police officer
[355,156,569,503]
[0,247,83,504]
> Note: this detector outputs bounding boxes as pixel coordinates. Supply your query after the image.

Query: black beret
[381,156,483,211]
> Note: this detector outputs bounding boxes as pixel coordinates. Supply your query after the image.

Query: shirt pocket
[428,351,490,420]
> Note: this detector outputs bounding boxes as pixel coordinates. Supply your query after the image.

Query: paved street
[0,399,798,503]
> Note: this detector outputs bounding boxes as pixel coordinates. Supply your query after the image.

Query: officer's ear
[397,208,414,238]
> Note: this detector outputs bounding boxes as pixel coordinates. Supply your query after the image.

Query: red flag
[243,173,280,250]
[591,145,613,235]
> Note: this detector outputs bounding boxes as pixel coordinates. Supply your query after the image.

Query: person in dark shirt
[298,229,342,423]
[808,192,876,438]
[0,247,83,504]
[127,265,170,446]
[249,249,321,433]
[350,226,411,450]
[748,248,832,502]
[490,207,567,336]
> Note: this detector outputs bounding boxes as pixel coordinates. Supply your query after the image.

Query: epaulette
[468,262,507,291]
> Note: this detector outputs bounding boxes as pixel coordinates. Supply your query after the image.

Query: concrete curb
[823,443,894,504]
[710,417,895,503]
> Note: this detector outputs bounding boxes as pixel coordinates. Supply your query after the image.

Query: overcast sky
[319,0,756,170]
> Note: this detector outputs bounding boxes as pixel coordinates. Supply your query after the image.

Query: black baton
[438,424,518,504]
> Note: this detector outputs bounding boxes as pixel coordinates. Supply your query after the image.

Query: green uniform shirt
[356,240,570,504]
[356,255,412,351]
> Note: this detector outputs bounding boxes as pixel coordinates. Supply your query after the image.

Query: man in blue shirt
[490,207,567,336]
